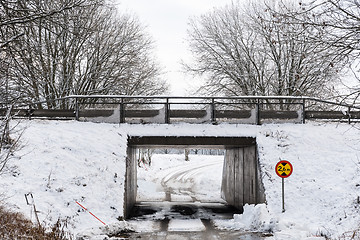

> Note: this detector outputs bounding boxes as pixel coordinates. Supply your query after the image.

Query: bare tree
[281,0,359,58]
[186,4,269,97]
[0,0,100,106]
[251,1,346,98]
[0,106,22,174]
[74,7,167,97]
[0,0,95,48]
[1,1,168,108]
[274,0,360,104]
[185,1,348,101]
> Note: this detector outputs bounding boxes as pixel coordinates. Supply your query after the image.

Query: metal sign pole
[282,178,285,212]
[275,160,293,213]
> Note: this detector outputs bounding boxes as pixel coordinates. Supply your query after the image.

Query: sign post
[275,160,293,212]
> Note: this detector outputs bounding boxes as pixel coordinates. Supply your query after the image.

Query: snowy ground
[137,153,224,203]
[0,120,360,239]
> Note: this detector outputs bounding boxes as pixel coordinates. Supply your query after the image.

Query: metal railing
[1,95,360,124]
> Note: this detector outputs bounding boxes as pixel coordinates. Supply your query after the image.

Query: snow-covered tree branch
[0,0,168,109]
[185,1,352,103]
[272,0,360,105]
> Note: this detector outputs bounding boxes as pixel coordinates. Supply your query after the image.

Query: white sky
[116,0,235,96]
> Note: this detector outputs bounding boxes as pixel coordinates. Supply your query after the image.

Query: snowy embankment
[0,121,129,235]
[0,120,359,239]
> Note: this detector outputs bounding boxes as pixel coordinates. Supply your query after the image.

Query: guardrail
[1,95,360,124]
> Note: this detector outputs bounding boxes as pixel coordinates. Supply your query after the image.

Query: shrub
[0,205,72,240]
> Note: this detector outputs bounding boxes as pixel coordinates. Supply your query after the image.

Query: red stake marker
[76,201,106,225]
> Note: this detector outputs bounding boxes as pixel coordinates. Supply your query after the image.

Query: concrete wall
[221,146,265,210]
[123,146,137,218]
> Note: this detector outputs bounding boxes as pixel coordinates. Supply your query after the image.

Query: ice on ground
[168,219,206,232]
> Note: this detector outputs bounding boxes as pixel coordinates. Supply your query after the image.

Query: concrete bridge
[1,95,360,124]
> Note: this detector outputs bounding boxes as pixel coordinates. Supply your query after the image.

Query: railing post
[348,106,351,124]
[75,97,79,121]
[255,99,260,125]
[211,98,216,124]
[165,98,170,124]
[28,104,32,120]
[302,98,306,124]
[119,98,125,124]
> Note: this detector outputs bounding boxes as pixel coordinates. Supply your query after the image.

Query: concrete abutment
[221,146,265,210]
[124,147,137,218]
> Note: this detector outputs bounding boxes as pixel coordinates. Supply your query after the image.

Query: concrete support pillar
[124,146,137,218]
[221,145,265,210]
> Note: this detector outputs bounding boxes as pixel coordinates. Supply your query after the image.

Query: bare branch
[0,0,168,108]
[185,1,346,101]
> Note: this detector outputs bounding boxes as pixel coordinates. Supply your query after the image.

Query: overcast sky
[116,0,234,95]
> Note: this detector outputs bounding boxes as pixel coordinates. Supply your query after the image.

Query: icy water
[116,202,272,240]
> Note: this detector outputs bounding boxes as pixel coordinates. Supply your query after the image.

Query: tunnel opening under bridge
[124,136,266,219]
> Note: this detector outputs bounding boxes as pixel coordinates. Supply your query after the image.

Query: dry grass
[338,230,360,240]
[0,205,72,240]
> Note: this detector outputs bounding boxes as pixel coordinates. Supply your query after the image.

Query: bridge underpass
[124,136,266,220]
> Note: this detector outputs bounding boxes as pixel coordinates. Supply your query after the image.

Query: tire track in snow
[160,159,223,202]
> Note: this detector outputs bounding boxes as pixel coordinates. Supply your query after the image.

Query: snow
[0,120,360,239]
[215,204,275,232]
[1,121,128,234]
[137,154,224,202]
